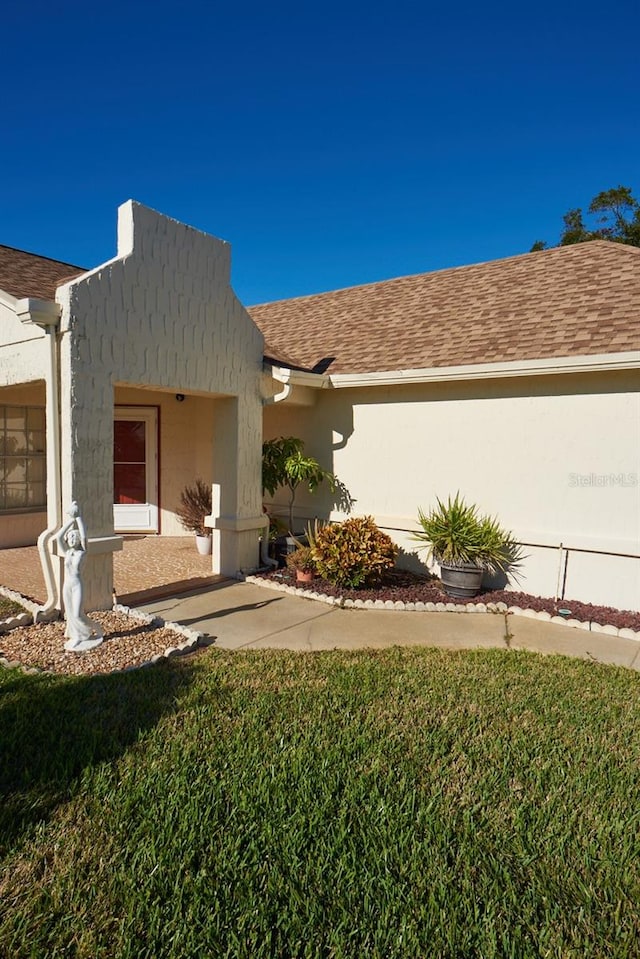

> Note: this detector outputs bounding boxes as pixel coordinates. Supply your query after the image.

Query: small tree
[262,436,335,533]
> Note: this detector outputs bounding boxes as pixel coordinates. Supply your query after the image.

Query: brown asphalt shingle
[249,241,640,375]
[0,245,85,301]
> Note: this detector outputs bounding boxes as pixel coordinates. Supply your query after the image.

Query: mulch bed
[256,568,640,632]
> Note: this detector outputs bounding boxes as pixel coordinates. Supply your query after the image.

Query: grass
[0,596,27,618]
[1,647,639,958]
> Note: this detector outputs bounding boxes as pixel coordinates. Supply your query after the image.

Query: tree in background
[531,185,640,251]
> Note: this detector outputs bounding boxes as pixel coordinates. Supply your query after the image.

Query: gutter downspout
[16,299,63,619]
[260,369,290,569]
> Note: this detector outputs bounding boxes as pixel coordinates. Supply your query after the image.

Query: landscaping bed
[255,567,640,631]
[0,609,209,677]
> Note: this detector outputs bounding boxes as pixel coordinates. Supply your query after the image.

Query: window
[0,406,46,511]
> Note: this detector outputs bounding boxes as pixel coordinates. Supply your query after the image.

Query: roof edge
[268,351,640,390]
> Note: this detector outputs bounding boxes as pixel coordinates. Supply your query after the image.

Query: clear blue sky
[1,0,638,305]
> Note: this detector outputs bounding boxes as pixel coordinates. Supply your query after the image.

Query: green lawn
[1,647,639,959]
[0,596,26,618]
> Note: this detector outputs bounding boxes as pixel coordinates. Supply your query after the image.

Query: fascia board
[327,351,640,388]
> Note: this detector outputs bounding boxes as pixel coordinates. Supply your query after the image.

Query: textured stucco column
[58,330,119,611]
[208,394,265,576]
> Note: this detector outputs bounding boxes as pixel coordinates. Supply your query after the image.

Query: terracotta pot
[296,569,314,584]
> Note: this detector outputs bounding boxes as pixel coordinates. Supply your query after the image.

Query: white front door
[113,407,159,533]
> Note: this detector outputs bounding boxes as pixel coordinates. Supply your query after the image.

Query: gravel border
[243,574,640,642]
[0,595,214,677]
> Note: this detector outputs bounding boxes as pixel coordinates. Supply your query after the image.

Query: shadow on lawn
[0,661,196,855]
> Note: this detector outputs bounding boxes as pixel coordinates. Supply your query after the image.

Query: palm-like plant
[413,493,524,576]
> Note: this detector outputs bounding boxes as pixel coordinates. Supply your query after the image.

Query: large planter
[440,563,483,598]
[196,534,212,556]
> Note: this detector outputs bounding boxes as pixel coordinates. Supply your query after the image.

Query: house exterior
[1,201,639,611]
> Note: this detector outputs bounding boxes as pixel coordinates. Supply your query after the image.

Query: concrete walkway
[140,580,640,670]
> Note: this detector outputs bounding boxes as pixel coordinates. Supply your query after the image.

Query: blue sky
[1,0,638,305]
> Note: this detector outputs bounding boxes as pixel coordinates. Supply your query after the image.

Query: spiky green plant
[413,493,524,576]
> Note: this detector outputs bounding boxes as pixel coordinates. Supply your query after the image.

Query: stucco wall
[263,370,640,610]
[55,201,265,607]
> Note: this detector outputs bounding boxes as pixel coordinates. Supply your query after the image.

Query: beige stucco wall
[264,370,640,610]
[55,201,265,608]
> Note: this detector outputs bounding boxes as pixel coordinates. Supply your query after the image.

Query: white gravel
[0,610,202,676]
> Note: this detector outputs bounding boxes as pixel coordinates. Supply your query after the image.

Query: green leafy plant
[412,492,524,576]
[285,546,316,574]
[175,479,212,537]
[312,516,397,589]
[262,436,335,532]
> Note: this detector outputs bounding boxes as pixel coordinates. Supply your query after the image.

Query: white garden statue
[55,502,104,652]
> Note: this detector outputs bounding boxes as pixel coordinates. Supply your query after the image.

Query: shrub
[176,479,212,536]
[312,516,397,589]
[286,546,316,574]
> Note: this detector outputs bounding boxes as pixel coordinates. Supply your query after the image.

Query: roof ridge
[249,240,638,310]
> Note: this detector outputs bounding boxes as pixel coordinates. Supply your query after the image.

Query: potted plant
[262,436,336,538]
[412,493,524,598]
[285,545,316,583]
[176,479,213,554]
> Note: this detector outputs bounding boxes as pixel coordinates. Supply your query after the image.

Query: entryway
[113,407,159,533]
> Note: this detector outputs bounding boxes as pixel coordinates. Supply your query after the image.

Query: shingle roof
[249,241,640,375]
[0,245,85,301]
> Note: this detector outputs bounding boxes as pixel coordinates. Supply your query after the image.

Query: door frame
[113,405,160,533]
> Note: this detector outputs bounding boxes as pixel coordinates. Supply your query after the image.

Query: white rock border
[243,574,640,641]
[0,596,214,676]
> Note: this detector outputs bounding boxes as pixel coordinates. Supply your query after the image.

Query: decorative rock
[426,602,436,612]
[486,602,497,612]
[508,606,522,615]
[551,615,569,626]
[566,619,582,629]
[589,622,604,633]
[619,628,639,640]
[354,599,365,608]
[414,602,426,611]
[474,603,487,613]
[364,600,375,609]
[445,603,458,612]
[601,624,620,636]
[435,603,447,612]
[466,604,478,613]
[535,611,552,621]
[495,602,508,612]
[520,608,538,618]
[374,600,385,608]
[576,620,592,630]
[404,602,415,611]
